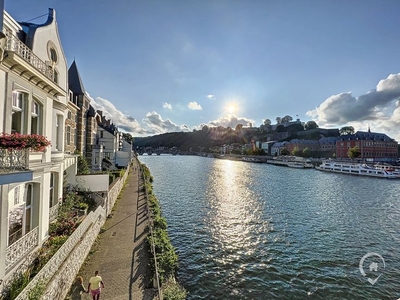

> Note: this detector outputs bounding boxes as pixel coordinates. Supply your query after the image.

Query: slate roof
[19,8,55,49]
[338,131,395,142]
[68,60,86,95]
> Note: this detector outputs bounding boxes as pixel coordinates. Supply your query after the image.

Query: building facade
[336,130,398,162]
[0,8,76,282]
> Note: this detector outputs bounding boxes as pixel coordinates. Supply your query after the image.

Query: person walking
[87,271,105,300]
[70,276,88,300]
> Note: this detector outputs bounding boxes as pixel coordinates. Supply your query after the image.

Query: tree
[264,119,271,125]
[281,115,293,123]
[303,147,311,158]
[122,132,134,143]
[304,121,319,130]
[339,126,355,135]
[292,146,301,156]
[276,124,285,132]
[77,155,90,175]
[276,117,281,124]
[348,146,361,160]
[281,148,290,155]
[235,124,243,132]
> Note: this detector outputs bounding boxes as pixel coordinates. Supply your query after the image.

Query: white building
[0,8,76,283]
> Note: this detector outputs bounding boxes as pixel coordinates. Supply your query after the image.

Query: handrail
[140,160,162,300]
[4,28,55,81]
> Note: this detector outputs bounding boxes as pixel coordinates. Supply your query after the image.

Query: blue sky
[5,0,400,139]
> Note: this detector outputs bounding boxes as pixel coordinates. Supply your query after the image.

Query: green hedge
[141,163,187,300]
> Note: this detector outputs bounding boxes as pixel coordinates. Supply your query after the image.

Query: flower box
[0,133,51,152]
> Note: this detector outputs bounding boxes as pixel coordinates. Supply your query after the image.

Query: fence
[141,164,162,300]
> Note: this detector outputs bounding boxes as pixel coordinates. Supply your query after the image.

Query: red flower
[0,133,51,152]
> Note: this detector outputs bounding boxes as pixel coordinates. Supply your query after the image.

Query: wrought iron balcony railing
[4,28,55,82]
[6,226,39,271]
[0,148,29,173]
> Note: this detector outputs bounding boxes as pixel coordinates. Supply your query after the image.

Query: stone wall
[14,163,131,299]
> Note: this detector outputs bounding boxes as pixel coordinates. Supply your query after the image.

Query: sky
[5,0,400,140]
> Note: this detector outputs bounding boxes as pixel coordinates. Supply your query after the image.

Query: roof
[68,60,86,95]
[19,8,55,49]
[338,131,395,142]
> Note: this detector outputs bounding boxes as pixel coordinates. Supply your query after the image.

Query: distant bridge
[137,147,180,156]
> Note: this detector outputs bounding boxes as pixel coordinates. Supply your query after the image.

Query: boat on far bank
[373,163,400,178]
[315,161,397,179]
[287,161,314,169]
[241,157,262,163]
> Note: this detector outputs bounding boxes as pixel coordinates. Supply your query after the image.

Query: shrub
[162,277,187,300]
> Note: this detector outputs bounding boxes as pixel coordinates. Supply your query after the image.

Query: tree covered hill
[133,126,264,152]
[132,122,331,152]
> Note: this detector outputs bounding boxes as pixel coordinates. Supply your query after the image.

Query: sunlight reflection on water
[140,155,400,300]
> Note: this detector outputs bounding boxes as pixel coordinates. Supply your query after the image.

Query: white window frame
[12,92,24,110]
[66,126,71,146]
[12,92,26,133]
[8,184,34,246]
[31,100,42,135]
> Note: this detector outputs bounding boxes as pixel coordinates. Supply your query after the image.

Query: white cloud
[207,94,215,100]
[194,114,255,130]
[142,111,191,134]
[188,101,202,110]
[163,102,172,109]
[87,93,151,136]
[306,73,400,141]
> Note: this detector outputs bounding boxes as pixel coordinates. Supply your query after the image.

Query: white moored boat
[287,162,314,169]
[373,163,400,178]
[315,161,397,179]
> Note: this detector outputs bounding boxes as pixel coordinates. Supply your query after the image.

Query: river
[139,155,400,299]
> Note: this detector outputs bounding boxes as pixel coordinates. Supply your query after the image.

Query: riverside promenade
[68,160,158,300]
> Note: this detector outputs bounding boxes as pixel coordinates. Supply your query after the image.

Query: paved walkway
[69,160,157,300]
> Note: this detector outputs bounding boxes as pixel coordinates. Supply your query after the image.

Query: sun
[228,104,236,114]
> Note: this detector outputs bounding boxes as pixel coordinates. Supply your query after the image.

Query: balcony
[0,148,33,184]
[5,226,39,272]
[2,28,66,97]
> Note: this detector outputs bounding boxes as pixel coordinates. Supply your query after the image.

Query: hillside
[133,127,264,152]
[132,123,329,152]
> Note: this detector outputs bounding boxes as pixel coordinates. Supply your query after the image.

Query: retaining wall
[14,163,131,299]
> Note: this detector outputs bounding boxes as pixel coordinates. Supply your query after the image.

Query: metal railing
[5,226,39,271]
[141,161,162,300]
[0,148,29,173]
[4,28,55,81]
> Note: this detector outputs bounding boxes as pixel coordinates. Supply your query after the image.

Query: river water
[139,155,400,299]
